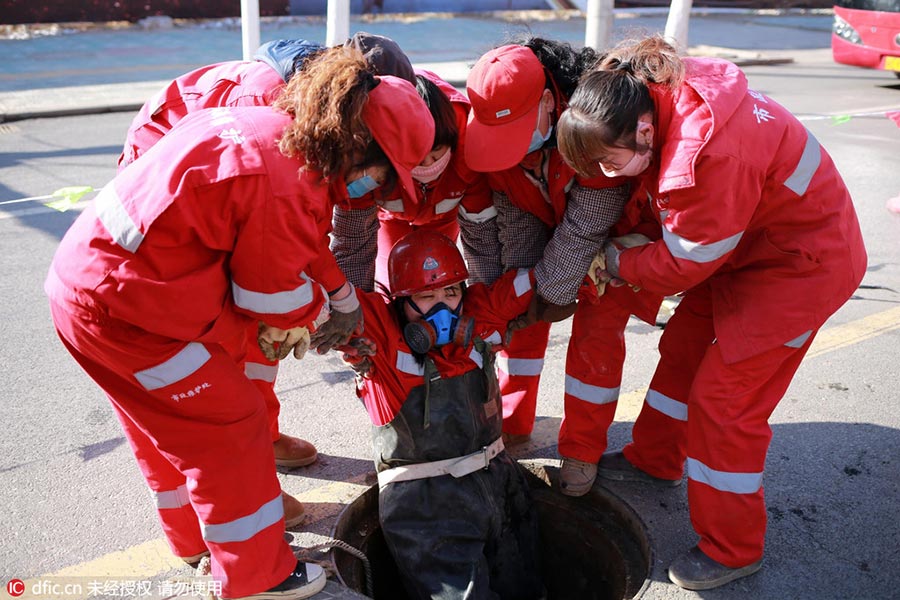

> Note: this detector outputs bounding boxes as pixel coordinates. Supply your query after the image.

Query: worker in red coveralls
[341,230,544,600]
[114,33,417,488]
[556,36,867,590]
[464,37,663,496]
[331,68,496,295]
[45,47,433,600]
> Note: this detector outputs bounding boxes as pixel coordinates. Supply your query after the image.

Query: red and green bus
[832,0,900,77]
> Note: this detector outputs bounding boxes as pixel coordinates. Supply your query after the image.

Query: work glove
[589,233,653,295]
[257,322,311,361]
[506,294,577,344]
[337,337,378,379]
[310,282,363,354]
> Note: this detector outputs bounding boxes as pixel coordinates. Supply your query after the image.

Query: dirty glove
[310,282,363,354]
[506,294,577,344]
[590,233,653,294]
[258,323,311,361]
[337,337,378,379]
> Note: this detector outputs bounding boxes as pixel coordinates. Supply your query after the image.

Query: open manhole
[330,459,652,599]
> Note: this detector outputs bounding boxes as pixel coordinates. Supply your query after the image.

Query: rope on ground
[305,539,374,598]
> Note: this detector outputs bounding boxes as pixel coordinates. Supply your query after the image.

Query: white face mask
[599,122,653,178]
[599,148,652,178]
[411,149,453,184]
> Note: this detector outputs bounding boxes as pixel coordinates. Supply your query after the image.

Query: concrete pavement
[7,7,891,600]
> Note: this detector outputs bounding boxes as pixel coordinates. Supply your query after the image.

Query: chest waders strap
[422,357,440,429]
[377,436,506,487]
[421,338,491,430]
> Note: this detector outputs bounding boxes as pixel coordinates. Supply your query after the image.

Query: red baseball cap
[465,45,546,173]
[363,75,435,205]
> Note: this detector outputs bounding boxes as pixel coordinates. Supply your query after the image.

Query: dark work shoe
[597,451,681,487]
[668,546,762,590]
[229,561,327,599]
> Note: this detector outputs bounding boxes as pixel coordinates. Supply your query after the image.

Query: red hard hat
[388,230,468,297]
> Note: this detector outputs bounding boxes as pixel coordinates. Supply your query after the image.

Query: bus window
[832,0,900,77]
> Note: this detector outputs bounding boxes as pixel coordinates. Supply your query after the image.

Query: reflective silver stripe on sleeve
[201,493,282,544]
[784,330,813,348]
[244,362,278,383]
[565,375,618,405]
[95,184,144,253]
[513,268,531,297]
[396,351,425,376]
[134,343,211,391]
[458,205,498,223]
[784,130,821,196]
[646,388,688,421]
[148,86,167,116]
[496,356,544,377]
[435,197,461,214]
[232,279,314,315]
[662,227,743,263]
[381,199,404,213]
[484,331,502,345]
[151,484,190,509]
[687,457,763,494]
[469,348,483,369]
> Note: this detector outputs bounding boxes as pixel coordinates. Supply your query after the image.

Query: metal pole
[584,0,615,51]
[241,0,261,60]
[664,0,693,53]
[326,0,351,47]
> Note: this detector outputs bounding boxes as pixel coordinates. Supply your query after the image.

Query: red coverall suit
[485,149,662,462]
[353,269,543,599]
[613,58,867,567]
[45,106,334,597]
[117,60,286,169]
[114,56,348,449]
[333,69,495,292]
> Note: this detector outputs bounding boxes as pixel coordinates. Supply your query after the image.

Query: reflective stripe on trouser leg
[687,333,815,567]
[115,408,207,558]
[558,294,629,462]
[47,303,296,598]
[626,287,715,479]
[243,320,281,441]
[496,321,550,435]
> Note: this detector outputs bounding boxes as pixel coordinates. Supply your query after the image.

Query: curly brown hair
[275,46,382,179]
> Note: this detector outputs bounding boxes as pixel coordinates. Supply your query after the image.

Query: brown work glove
[506,294,577,344]
[337,337,378,379]
[257,323,311,361]
[310,283,363,354]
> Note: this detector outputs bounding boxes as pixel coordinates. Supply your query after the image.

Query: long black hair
[508,35,602,100]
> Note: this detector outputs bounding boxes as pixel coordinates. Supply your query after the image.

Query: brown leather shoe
[273,434,318,468]
[282,491,306,529]
[559,457,598,497]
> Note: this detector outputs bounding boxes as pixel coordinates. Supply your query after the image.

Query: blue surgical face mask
[526,104,553,154]
[346,174,380,198]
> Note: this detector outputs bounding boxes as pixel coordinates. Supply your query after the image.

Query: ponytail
[598,35,684,89]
